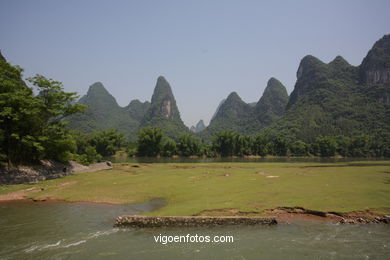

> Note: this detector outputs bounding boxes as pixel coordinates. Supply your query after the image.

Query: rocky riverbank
[0,160,112,184]
[114,215,277,227]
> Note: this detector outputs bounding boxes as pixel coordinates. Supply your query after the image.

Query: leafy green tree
[315,136,337,157]
[273,137,288,156]
[349,135,371,157]
[335,136,351,157]
[137,127,163,156]
[70,130,120,164]
[212,131,237,157]
[161,138,177,157]
[252,134,268,156]
[72,145,102,165]
[289,140,308,156]
[177,134,202,156]
[0,58,85,165]
[125,141,138,157]
[234,135,252,156]
[89,129,125,157]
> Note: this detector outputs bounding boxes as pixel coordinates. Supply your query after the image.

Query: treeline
[62,127,390,165]
[134,128,390,158]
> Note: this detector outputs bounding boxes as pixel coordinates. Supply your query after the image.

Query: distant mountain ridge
[66,34,390,143]
[267,34,390,142]
[201,77,289,138]
[191,120,206,133]
[67,77,189,140]
[66,82,140,138]
[140,76,189,138]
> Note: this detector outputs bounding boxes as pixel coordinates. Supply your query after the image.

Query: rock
[0,160,114,184]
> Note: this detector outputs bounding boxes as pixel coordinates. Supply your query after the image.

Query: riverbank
[0,160,112,184]
[1,161,389,224]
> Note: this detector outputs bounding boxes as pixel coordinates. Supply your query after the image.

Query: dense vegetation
[135,128,390,158]
[0,56,86,166]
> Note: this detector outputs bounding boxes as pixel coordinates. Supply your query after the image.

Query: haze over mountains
[67,34,390,142]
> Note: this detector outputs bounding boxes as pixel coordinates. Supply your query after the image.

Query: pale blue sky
[0,0,389,127]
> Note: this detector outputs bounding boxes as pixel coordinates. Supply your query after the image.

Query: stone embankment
[114,215,277,227]
[0,160,112,184]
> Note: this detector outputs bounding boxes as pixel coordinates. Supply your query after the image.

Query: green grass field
[1,161,390,216]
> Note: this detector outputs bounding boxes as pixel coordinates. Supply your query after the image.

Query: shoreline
[1,190,388,225]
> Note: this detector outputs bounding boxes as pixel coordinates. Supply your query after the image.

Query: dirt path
[0,187,38,201]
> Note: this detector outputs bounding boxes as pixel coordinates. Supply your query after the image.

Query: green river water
[0,200,389,259]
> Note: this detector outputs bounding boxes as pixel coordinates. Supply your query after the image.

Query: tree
[234,135,252,156]
[273,137,288,156]
[161,138,177,157]
[89,129,125,157]
[212,131,237,157]
[315,136,337,157]
[177,134,202,156]
[289,140,308,156]
[252,134,268,156]
[0,58,85,165]
[137,127,163,156]
[349,135,371,157]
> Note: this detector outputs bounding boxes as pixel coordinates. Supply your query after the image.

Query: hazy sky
[1,0,389,127]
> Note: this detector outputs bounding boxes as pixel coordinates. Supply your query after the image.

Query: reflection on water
[0,202,389,259]
[108,156,388,164]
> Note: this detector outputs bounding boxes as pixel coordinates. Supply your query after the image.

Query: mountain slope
[191,120,206,133]
[140,76,189,138]
[125,99,150,122]
[66,82,139,139]
[255,77,289,126]
[202,92,257,137]
[202,77,288,138]
[266,34,390,142]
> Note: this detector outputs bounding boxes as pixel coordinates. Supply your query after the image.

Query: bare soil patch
[0,187,38,201]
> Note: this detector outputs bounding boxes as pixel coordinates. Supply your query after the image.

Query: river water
[0,201,389,259]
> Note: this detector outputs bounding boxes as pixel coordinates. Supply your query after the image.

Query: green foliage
[212,131,237,157]
[252,134,268,156]
[69,130,122,165]
[273,137,288,156]
[71,145,102,165]
[161,138,177,157]
[289,140,309,156]
[125,142,138,157]
[0,59,85,165]
[315,136,338,157]
[137,127,163,156]
[89,129,125,156]
[177,134,202,156]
